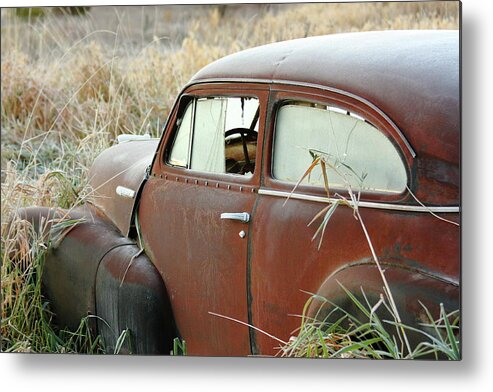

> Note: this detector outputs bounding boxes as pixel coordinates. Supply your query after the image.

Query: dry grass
[0,2,459,353]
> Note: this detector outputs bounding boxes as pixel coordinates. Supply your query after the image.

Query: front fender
[87,139,158,236]
[12,205,176,354]
[96,242,176,354]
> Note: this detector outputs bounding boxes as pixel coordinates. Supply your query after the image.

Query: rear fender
[308,263,460,346]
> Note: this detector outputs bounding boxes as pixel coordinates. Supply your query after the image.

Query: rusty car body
[16,30,460,356]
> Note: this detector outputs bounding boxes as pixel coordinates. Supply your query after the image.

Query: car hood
[87,139,159,236]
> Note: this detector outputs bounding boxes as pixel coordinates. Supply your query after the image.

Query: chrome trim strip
[258,189,460,213]
[220,212,250,223]
[116,134,152,144]
[185,77,416,158]
[116,185,136,199]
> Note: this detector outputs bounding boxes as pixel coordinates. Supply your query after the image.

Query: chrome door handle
[220,212,250,223]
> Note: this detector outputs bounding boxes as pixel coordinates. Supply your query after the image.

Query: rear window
[273,102,407,193]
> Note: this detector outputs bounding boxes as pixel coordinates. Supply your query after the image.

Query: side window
[273,102,407,193]
[168,101,193,167]
[168,96,259,176]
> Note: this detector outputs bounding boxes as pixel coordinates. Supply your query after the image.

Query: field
[1,2,459,354]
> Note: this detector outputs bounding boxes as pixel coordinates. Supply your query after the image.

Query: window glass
[191,98,227,173]
[168,101,193,167]
[168,96,259,176]
[273,103,407,193]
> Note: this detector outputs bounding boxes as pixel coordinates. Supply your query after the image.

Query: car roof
[190,30,459,163]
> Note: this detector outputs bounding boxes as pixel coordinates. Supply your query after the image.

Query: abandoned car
[16,30,460,356]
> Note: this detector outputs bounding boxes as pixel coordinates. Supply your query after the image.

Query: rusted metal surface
[190,31,459,173]
[140,31,459,354]
[96,243,176,354]
[16,31,460,356]
[139,178,254,356]
[88,139,159,236]
[307,264,459,352]
[243,78,459,355]
[189,30,459,206]
[249,196,459,354]
[139,86,270,356]
[309,264,459,323]
[14,205,174,353]
[15,205,130,331]
[13,206,67,247]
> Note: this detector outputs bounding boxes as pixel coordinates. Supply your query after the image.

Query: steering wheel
[224,127,257,174]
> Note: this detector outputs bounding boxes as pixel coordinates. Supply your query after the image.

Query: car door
[249,86,420,355]
[139,84,268,356]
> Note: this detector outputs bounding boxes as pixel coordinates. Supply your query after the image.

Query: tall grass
[2,216,101,353]
[1,3,459,353]
[279,288,460,359]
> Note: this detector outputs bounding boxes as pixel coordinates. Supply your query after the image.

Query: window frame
[264,86,414,203]
[167,95,260,175]
[155,83,269,187]
[166,96,195,169]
